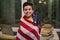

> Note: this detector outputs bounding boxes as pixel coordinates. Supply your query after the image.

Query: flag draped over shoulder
[16,16,41,40]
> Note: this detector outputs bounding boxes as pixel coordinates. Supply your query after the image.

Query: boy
[16,2,41,40]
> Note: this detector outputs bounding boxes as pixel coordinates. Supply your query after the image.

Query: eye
[29,8,31,10]
[24,9,27,11]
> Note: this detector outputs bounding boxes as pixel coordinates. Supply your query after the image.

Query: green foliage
[15,0,21,19]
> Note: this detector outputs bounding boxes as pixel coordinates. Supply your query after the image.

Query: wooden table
[0,32,15,40]
[40,28,59,40]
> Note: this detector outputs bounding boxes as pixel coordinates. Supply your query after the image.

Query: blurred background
[0,0,60,40]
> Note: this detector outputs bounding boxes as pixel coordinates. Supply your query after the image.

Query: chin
[26,14,32,17]
[26,15,31,17]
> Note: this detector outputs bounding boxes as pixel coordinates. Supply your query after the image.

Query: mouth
[26,12,31,15]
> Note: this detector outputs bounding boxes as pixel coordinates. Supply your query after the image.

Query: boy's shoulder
[32,14,37,18]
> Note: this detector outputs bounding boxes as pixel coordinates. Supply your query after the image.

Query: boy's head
[23,2,34,10]
[23,2,34,17]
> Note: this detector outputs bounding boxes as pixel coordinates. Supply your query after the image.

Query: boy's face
[23,5,34,17]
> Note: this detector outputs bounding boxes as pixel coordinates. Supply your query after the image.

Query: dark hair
[23,2,34,10]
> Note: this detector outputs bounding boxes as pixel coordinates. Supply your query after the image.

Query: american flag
[16,16,41,40]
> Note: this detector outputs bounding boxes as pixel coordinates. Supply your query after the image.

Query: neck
[23,15,34,22]
[25,15,32,19]
[28,16,32,19]
[28,16,33,22]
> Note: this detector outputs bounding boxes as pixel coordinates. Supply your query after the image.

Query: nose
[26,10,30,13]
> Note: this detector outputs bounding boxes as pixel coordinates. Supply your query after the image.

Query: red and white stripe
[16,17,41,40]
